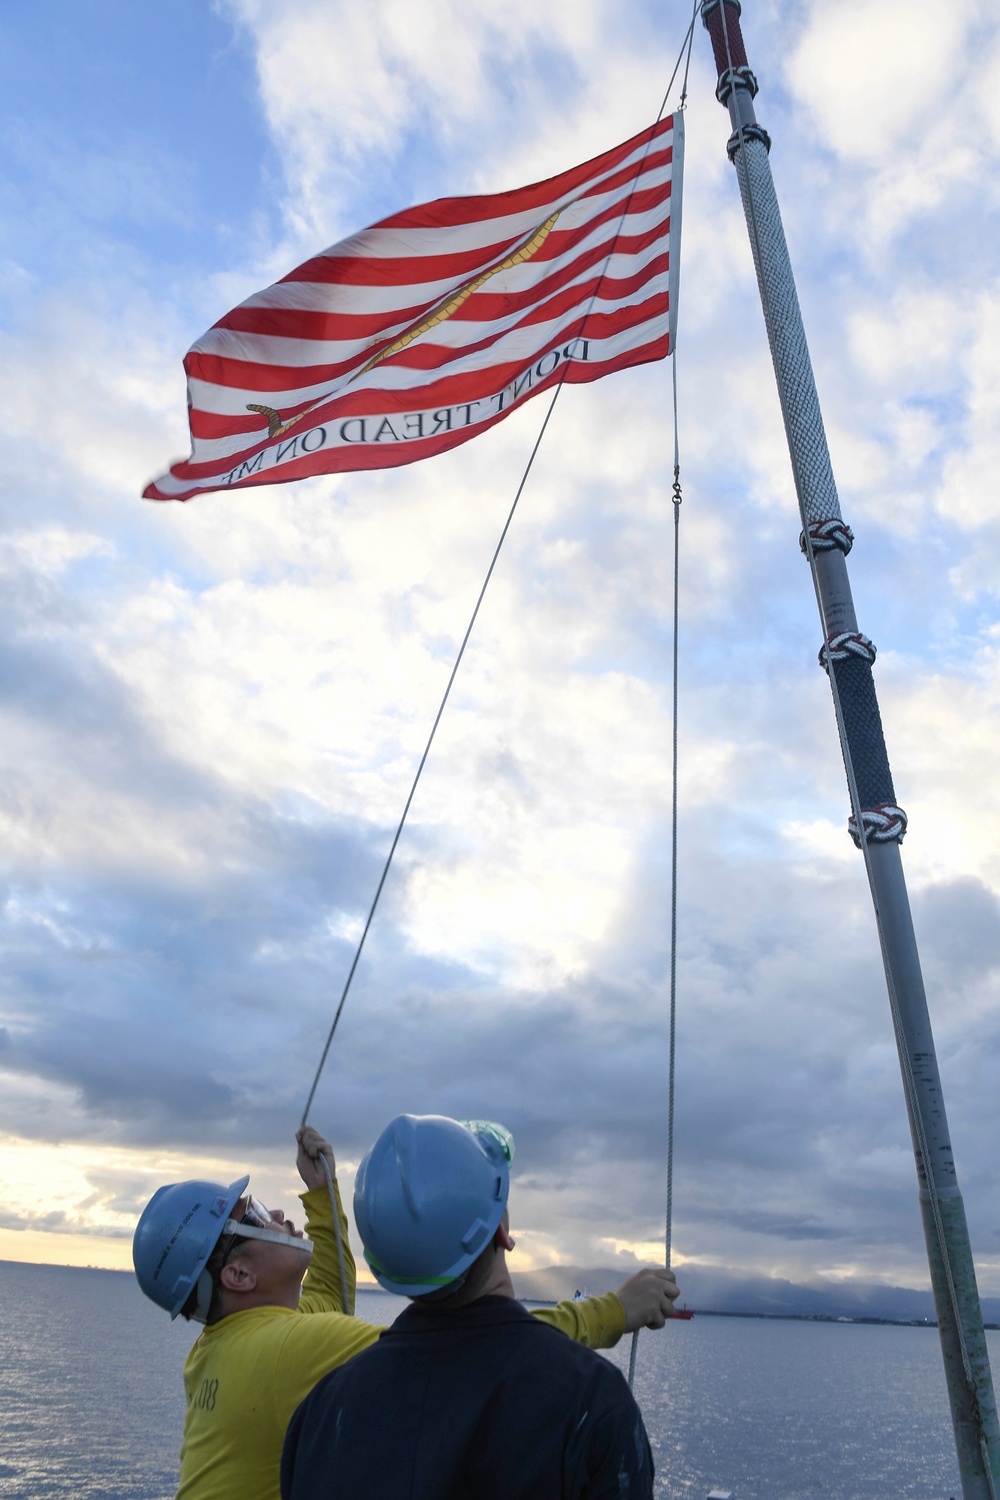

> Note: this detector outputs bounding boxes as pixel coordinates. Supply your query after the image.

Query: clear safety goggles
[240,1193,277,1229]
[461,1120,515,1165]
[223,1193,313,1254]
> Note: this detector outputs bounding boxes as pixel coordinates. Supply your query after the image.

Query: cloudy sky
[1,0,998,1305]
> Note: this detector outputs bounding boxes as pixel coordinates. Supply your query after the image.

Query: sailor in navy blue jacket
[281,1289,654,1499]
[281,1114,672,1500]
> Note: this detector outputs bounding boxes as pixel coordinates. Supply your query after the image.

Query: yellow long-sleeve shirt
[176,1182,626,1500]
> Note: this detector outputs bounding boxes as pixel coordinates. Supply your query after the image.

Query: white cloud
[219,0,684,248]
[935,287,1000,534]
[0,0,998,1312]
[785,0,974,162]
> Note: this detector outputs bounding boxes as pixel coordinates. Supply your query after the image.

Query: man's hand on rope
[616,1267,680,1330]
[296,1125,336,1191]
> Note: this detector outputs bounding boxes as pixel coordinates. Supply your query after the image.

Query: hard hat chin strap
[187,1226,314,1325]
[192,1269,214,1325]
[223,1220,314,1254]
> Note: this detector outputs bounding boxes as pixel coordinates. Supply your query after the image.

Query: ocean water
[0,1259,996,1499]
[609,1313,999,1498]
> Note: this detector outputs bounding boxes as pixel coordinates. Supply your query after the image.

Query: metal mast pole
[699,3,1000,1494]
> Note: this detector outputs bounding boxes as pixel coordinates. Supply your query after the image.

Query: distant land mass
[510,1262,1000,1326]
[8,1256,994,1328]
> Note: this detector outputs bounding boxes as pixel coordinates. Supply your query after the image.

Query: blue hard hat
[354,1114,512,1297]
[133,1174,249,1320]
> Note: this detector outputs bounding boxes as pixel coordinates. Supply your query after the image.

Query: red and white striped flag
[144,115,683,502]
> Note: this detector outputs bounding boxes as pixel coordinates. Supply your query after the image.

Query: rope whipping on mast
[699,3,1000,1495]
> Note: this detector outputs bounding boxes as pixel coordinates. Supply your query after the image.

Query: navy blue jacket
[281,1294,654,1500]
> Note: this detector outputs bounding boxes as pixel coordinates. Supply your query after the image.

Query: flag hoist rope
[304,384,566,1316]
[300,42,696,1117]
[628,351,685,1395]
[627,0,699,1398]
[301,16,699,1352]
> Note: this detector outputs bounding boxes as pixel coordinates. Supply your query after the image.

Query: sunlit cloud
[0,0,997,1307]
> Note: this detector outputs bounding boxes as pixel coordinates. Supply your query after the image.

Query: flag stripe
[150,321,669,501]
[202,181,673,349]
[188,253,672,441]
[178,294,670,476]
[188,251,669,405]
[189,215,671,396]
[372,125,671,231]
[223,230,668,344]
[267,151,674,281]
[145,114,683,502]
[187,234,671,399]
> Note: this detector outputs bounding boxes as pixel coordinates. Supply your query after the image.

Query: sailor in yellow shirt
[133,1125,679,1500]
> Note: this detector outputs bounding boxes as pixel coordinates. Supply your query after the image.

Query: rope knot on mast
[716,66,759,104]
[848,803,908,847]
[726,124,772,160]
[800,518,854,556]
[818,631,876,672]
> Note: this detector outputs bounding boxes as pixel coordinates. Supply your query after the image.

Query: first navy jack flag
[144,115,683,502]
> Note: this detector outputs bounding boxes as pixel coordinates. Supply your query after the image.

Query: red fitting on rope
[700,0,749,80]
